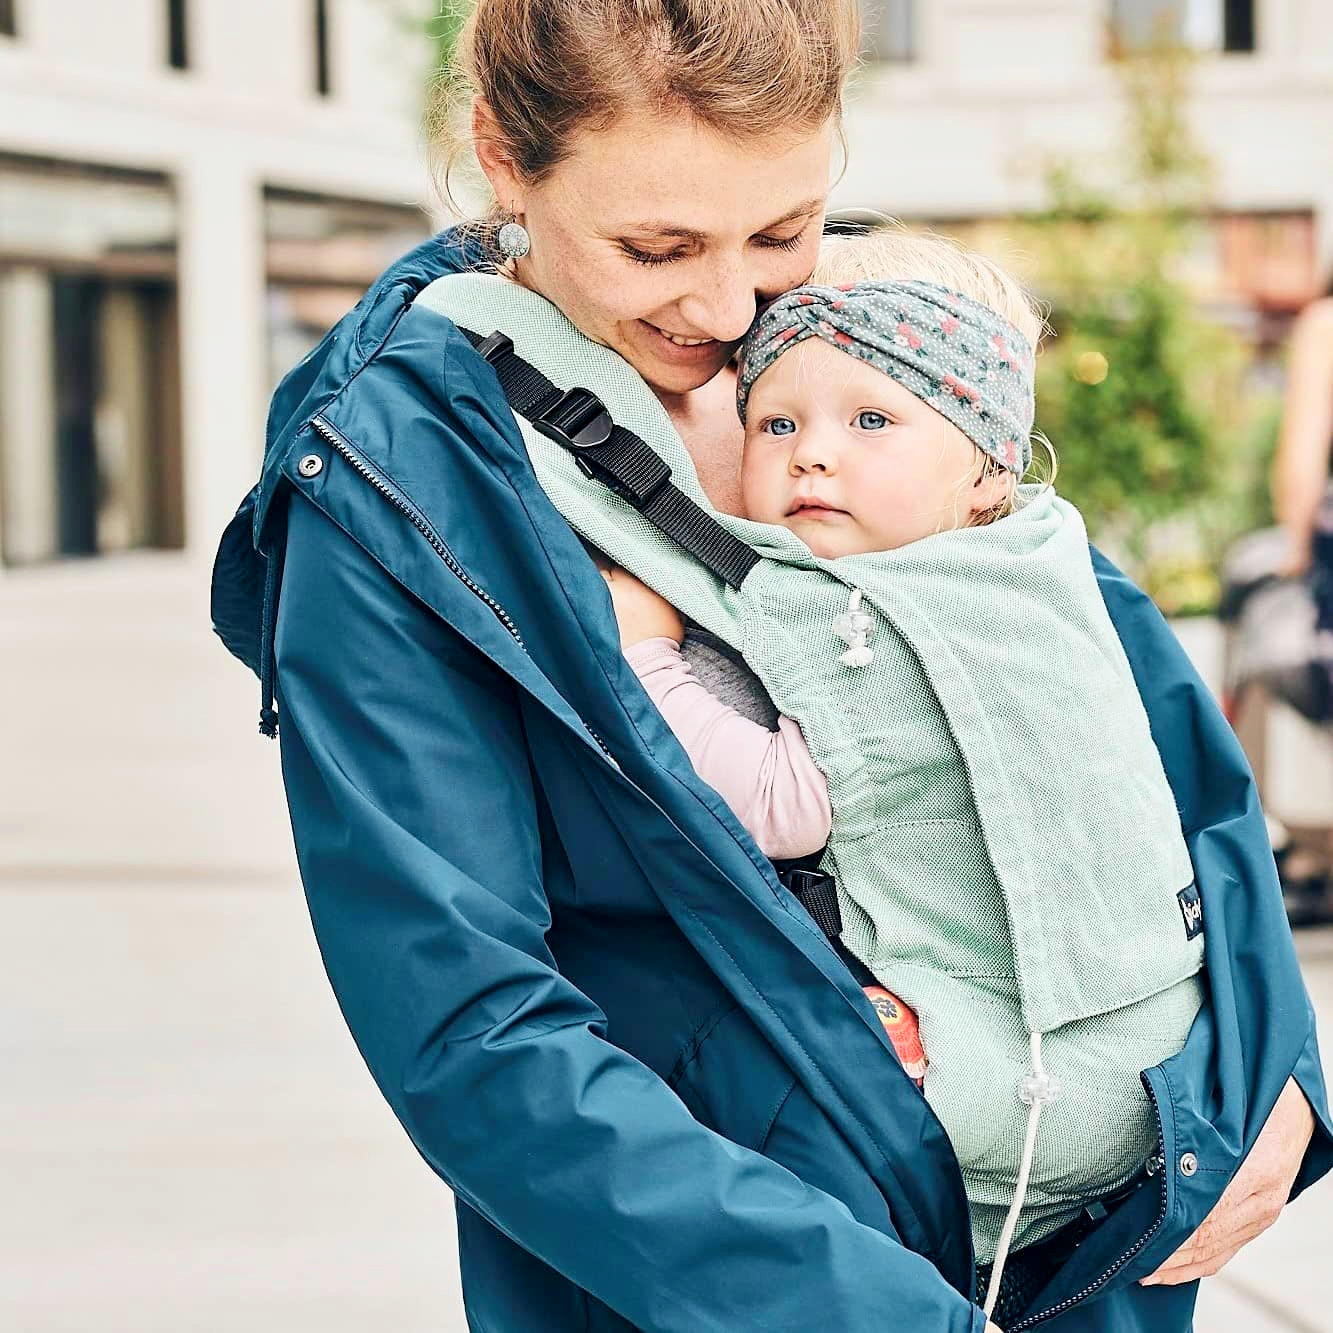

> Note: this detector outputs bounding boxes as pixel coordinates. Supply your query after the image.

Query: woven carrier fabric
[417,274,1205,1261]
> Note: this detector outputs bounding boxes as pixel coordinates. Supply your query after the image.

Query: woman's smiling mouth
[639,321,726,361]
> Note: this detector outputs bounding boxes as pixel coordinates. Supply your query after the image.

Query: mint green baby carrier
[417,274,1205,1266]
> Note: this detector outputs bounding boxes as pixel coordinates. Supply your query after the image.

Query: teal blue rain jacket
[212,230,1333,1332]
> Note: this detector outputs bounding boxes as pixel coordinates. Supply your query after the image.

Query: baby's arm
[624,637,832,860]
[598,560,831,859]
[605,570,927,1087]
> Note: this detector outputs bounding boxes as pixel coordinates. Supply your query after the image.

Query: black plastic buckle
[781,868,835,898]
[533,386,614,455]
[475,331,514,364]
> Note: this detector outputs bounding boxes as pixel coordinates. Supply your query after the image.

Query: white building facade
[0,0,433,567]
[840,0,1333,301]
[1,0,1331,566]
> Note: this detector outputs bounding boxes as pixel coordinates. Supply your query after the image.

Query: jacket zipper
[1008,1077,1170,1330]
[310,415,526,650]
[308,414,618,765]
[307,414,956,1242]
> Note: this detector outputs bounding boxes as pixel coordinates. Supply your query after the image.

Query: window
[263,189,429,390]
[0,1,16,38]
[1110,0,1256,54]
[1222,0,1255,52]
[314,0,331,96]
[861,0,915,63]
[166,0,187,69]
[0,156,183,566]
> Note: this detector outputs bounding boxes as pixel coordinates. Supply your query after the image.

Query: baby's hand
[601,566,685,648]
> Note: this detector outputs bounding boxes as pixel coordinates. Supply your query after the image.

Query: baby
[606,228,1045,1081]
[602,229,1205,1321]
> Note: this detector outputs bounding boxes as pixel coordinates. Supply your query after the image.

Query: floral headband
[736,279,1036,476]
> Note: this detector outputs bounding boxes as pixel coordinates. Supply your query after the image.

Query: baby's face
[740,337,988,559]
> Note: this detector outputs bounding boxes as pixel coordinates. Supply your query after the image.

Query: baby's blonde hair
[812,225,1055,523]
[813,225,1046,350]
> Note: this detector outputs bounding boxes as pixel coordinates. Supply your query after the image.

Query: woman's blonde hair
[813,225,1056,524]
[428,0,861,215]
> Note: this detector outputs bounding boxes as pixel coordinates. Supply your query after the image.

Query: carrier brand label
[1177,883,1204,940]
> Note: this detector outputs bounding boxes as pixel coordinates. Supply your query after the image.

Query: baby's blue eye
[857,410,888,431]
[763,416,797,437]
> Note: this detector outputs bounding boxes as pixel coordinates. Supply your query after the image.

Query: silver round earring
[496,216,531,261]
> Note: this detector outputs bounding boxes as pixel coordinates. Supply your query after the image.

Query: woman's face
[481,108,835,396]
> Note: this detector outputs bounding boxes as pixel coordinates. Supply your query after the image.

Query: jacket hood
[210,227,487,697]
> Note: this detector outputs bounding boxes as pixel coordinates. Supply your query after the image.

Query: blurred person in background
[1273,286,1333,658]
[211,2,1331,1330]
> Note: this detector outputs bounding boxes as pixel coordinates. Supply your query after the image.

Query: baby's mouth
[787,497,847,518]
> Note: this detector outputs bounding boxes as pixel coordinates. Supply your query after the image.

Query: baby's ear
[968,457,1014,520]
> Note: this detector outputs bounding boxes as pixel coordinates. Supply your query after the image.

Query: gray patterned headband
[736,279,1036,475]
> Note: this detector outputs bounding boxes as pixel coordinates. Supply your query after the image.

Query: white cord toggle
[1018,1069,1062,1107]
[835,588,875,668]
[984,1032,1060,1321]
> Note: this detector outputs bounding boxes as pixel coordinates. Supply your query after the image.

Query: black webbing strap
[782,866,844,940]
[773,853,875,986]
[461,328,760,591]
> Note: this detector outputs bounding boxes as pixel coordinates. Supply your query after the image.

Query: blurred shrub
[1007,42,1269,611]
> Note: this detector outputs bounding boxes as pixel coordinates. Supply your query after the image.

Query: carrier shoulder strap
[461,328,760,591]
[461,328,855,957]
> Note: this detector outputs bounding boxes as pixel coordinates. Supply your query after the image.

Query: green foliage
[425,1,469,80]
[1006,42,1263,611]
[373,1,469,100]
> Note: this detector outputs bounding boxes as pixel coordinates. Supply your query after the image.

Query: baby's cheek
[738,446,777,524]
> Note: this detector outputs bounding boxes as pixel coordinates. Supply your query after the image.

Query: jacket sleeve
[272,493,986,1333]
[1092,547,1333,1195]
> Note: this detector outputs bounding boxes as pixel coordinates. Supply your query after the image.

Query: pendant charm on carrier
[835,587,875,668]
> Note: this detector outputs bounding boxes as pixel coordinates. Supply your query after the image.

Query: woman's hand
[601,566,685,649]
[1140,1077,1315,1286]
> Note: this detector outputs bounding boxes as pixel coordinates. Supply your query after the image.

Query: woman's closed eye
[855,410,889,431]
[620,226,810,267]
[620,242,688,267]
[754,227,809,254]
[761,415,798,437]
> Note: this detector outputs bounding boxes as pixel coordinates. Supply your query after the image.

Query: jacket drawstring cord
[835,588,874,668]
[984,1031,1062,1320]
[258,549,280,739]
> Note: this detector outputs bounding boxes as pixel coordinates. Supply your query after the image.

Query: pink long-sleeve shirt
[624,637,833,860]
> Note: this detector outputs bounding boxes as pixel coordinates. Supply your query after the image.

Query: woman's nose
[676,256,765,343]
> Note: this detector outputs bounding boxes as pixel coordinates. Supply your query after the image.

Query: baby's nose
[790,438,837,474]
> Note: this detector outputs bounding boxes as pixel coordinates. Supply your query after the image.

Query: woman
[1272,290,1333,585]
[211,2,1331,1328]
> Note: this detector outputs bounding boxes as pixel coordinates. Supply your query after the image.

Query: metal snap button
[1179,1152,1198,1177]
[297,454,324,478]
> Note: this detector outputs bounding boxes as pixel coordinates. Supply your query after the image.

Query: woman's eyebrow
[622,198,825,241]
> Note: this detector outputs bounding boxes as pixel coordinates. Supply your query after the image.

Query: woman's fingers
[1140,1078,1314,1286]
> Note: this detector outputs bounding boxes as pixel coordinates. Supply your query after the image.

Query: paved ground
[2,554,1331,1331]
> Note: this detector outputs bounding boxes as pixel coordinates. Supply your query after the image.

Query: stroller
[1220,524,1333,925]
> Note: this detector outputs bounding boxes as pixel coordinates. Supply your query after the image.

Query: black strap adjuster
[475,330,515,364]
[777,867,843,941]
[535,388,672,510]
[533,387,614,453]
[460,324,759,589]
